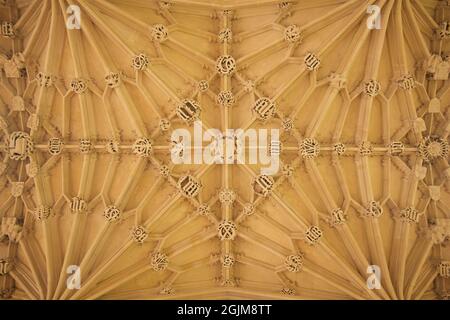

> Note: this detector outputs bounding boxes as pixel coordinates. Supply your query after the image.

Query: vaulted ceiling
[0,0,449,300]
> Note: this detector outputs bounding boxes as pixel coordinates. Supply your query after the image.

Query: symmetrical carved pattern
[150,252,168,271]
[131,53,149,70]
[176,99,201,123]
[221,254,235,267]
[1,21,14,37]
[359,141,373,156]
[132,137,153,157]
[33,205,52,221]
[218,28,232,43]
[281,288,296,295]
[242,203,255,216]
[159,1,172,10]
[278,2,292,11]
[438,262,450,278]
[150,24,168,42]
[284,25,303,43]
[418,136,448,162]
[282,118,294,131]
[284,254,304,273]
[103,206,121,222]
[36,72,55,87]
[79,139,93,154]
[0,259,13,275]
[299,138,319,159]
[398,74,416,90]
[217,221,237,240]
[48,138,63,155]
[198,80,209,92]
[105,72,121,88]
[216,55,236,75]
[364,79,381,96]
[243,80,255,92]
[399,207,421,223]
[1,0,449,301]
[159,165,170,177]
[196,204,211,216]
[219,189,236,205]
[253,97,276,121]
[389,141,404,155]
[216,90,235,107]
[304,226,322,245]
[328,208,346,227]
[364,201,383,218]
[106,140,119,154]
[131,226,148,244]
[252,175,274,197]
[159,118,171,131]
[7,131,33,160]
[70,197,87,213]
[160,287,175,295]
[333,143,346,155]
[304,52,320,71]
[282,164,293,176]
[177,175,201,198]
[70,78,87,93]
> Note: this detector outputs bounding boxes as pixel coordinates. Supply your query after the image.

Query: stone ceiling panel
[0,0,449,300]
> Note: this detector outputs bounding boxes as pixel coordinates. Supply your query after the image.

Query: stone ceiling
[0,0,449,299]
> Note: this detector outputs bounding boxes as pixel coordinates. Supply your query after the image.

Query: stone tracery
[0,0,448,301]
